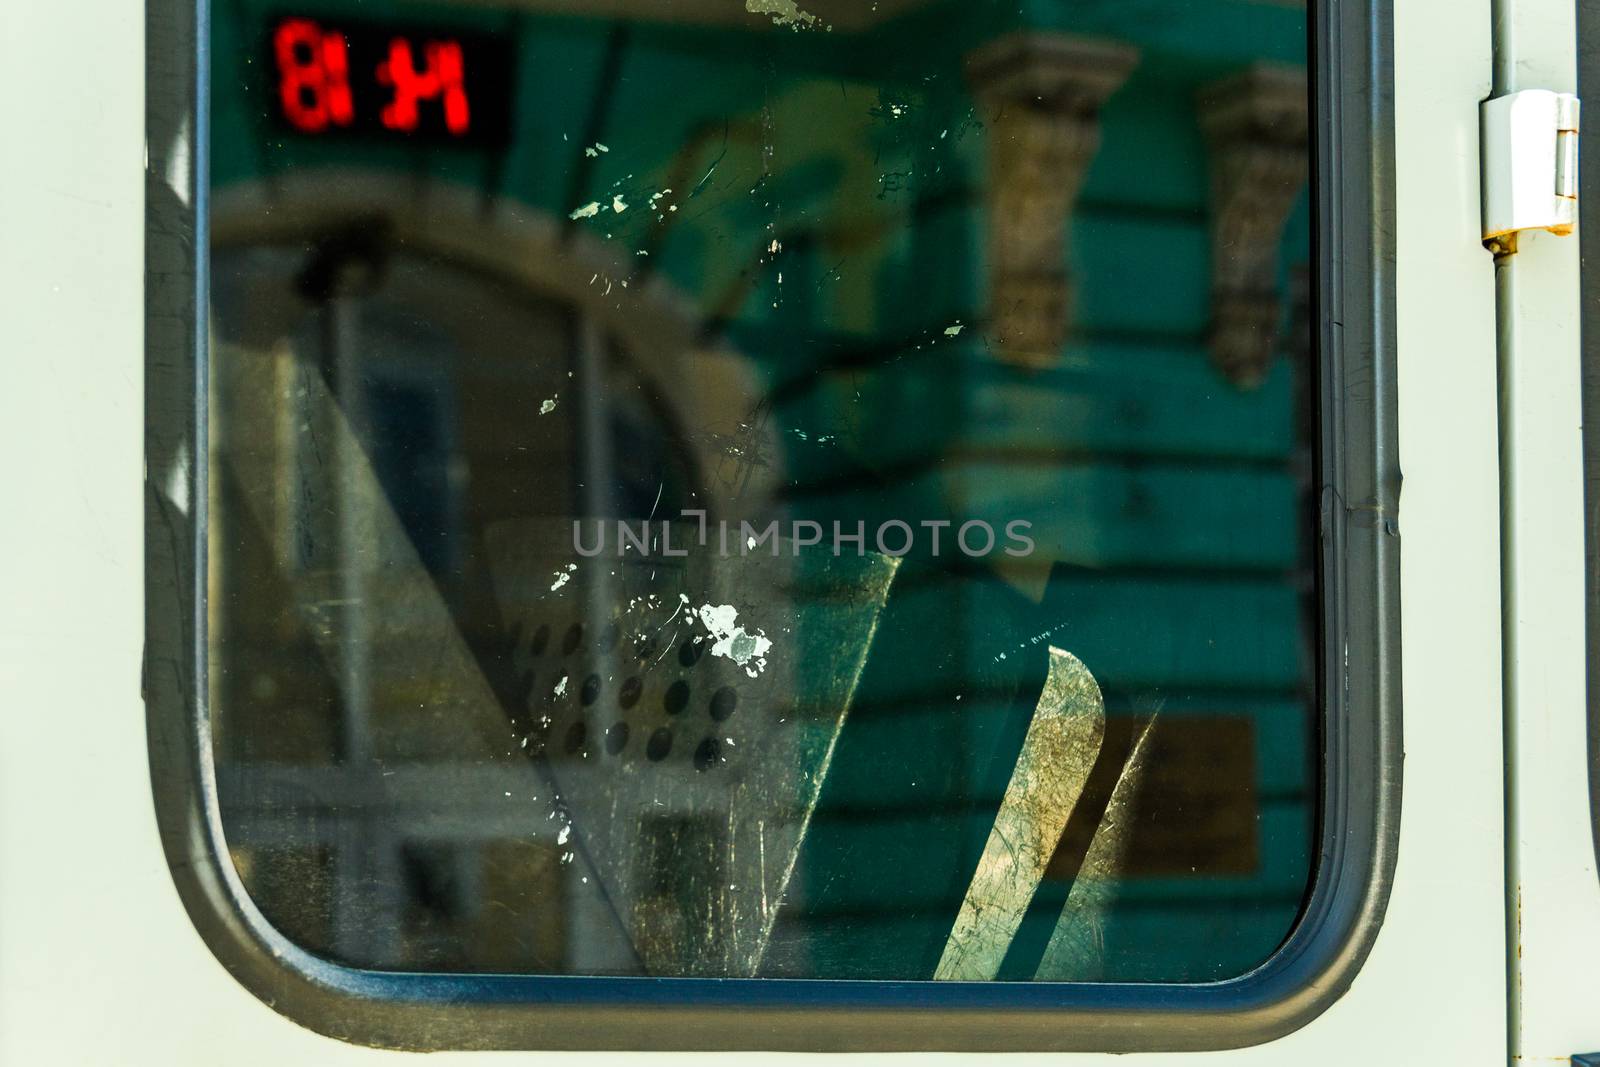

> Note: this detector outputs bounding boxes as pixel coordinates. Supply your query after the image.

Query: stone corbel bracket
[1197,64,1309,389]
[966,34,1139,369]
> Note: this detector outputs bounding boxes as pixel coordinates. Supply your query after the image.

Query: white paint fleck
[569,201,601,220]
[554,674,569,698]
[612,194,628,214]
[539,396,559,415]
[746,0,820,29]
[557,824,571,845]
[695,603,773,677]
[944,322,964,337]
[550,563,577,592]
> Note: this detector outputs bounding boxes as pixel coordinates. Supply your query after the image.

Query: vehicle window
[207,0,1315,982]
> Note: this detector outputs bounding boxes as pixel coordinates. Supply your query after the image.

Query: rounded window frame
[143,0,1401,1051]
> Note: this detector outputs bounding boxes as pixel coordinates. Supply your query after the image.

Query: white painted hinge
[1481,89,1580,250]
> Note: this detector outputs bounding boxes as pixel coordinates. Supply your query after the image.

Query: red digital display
[268,16,512,144]
[273,18,354,132]
[377,38,470,135]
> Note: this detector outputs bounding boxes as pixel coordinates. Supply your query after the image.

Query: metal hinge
[1482,89,1580,251]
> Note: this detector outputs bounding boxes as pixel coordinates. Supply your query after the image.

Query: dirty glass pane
[208,0,1315,983]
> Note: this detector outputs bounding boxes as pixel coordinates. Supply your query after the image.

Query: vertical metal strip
[1490,0,1594,1060]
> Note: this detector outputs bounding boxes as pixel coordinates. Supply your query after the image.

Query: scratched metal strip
[1033,715,1158,981]
[934,647,1106,982]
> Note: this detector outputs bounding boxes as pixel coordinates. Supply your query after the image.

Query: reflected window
[209,0,1315,982]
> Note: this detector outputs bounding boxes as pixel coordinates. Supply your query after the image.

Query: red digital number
[273,18,354,132]
[376,38,470,136]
